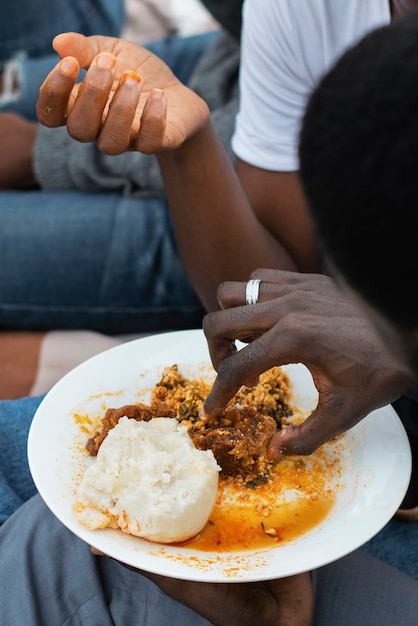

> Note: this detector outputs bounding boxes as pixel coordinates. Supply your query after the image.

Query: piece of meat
[85,403,278,481]
[190,406,277,479]
[85,403,155,456]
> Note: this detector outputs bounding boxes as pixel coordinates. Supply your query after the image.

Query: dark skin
[0,113,38,189]
[85,269,414,625]
[201,269,414,457]
[8,1,417,268]
[30,32,314,626]
[35,33,318,315]
[31,3,418,621]
[91,547,313,626]
[391,0,418,17]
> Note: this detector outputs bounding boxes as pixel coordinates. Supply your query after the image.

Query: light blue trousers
[2,494,418,625]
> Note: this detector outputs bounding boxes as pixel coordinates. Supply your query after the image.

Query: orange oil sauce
[173,454,339,552]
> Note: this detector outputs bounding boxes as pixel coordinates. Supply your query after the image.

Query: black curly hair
[299,11,418,330]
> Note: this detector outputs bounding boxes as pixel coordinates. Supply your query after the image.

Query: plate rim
[27,329,412,582]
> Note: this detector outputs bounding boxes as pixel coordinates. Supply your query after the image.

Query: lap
[0,190,204,333]
[0,495,211,626]
[311,550,418,625]
[2,495,418,626]
[0,395,42,524]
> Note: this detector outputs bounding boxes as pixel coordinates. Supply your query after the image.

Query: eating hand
[36,33,209,156]
[202,269,413,458]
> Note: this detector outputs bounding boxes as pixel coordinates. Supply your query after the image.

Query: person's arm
[36,33,307,311]
[91,546,313,626]
[201,268,415,457]
[235,160,321,273]
[156,124,299,310]
[0,112,39,189]
[138,569,313,626]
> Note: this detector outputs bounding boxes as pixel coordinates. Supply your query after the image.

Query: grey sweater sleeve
[33,126,166,196]
[33,32,239,197]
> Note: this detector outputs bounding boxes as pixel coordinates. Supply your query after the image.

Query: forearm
[157,122,297,311]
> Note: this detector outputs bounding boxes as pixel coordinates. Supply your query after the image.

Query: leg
[360,516,418,580]
[0,495,211,625]
[0,0,124,62]
[311,550,418,625]
[0,190,204,333]
[0,395,43,524]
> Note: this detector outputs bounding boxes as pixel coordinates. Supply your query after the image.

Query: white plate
[28,329,411,582]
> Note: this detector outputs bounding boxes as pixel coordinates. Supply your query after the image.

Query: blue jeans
[0,0,125,64]
[0,33,219,331]
[0,191,204,332]
[0,395,41,524]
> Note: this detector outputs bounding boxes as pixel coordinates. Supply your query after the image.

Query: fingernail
[150,88,163,100]
[96,53,116,70]
[59,57,78,75]
[120,70,142,87]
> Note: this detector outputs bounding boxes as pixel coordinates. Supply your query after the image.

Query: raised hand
[202,269,414,458]
[36,33,209,155]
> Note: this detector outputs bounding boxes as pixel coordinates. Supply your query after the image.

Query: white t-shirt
[232,0,391,171]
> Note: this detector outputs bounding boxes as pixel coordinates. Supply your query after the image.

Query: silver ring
[245,278,261,305]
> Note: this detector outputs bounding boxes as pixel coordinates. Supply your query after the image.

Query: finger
[52,32,111,69]
[217,279,278,309]
[134,88,167,154]
[267,394,365,460]
[36,57,80,126]
[216,280,249,310]
[52,33,153,85]
[66,52,116,142]
[97,70,143,155]
[203,301,283,369]
[203,331,280,417]
[216,273,313,310]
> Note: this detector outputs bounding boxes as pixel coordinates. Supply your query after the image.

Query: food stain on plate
[68,362,347,554]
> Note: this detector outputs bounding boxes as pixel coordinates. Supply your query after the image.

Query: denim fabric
[0,395,42,524]
[0,0,125,63]
[0,190,205,333]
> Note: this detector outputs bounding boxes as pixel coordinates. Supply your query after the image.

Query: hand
[0,112,38,189]
[90,547,312,626]
[36,32,209,156]
[202,268,414,458]
[141,571,313,626]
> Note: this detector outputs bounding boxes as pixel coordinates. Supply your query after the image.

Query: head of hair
[299,11,418,331]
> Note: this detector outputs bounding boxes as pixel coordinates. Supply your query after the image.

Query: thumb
[52,32,111,68]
